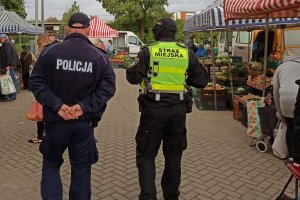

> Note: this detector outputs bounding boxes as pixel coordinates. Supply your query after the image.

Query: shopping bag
[246,99,264,139]
[0,74,17,95]
[272,122,288,159]
[26,100,43,122]
[258,105,278,135]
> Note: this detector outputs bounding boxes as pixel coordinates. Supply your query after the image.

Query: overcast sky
[25,0,213,21]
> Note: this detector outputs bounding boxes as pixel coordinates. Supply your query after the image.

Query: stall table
[110,59,124,68]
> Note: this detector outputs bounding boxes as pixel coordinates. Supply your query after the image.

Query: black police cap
[68,12,90,29]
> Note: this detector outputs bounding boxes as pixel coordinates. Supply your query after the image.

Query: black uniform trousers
[40,120,98,200]
[136,104,188,200]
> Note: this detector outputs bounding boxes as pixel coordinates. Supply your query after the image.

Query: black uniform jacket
[293,79,300,163]
[126,38,208,111]
[29,33,116,122]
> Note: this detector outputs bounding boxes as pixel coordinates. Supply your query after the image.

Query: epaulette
[147,41,159,47]
[176,42,187,48]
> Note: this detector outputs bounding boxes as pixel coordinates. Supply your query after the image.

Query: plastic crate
[230,56,243,64]
[194,89,229,110]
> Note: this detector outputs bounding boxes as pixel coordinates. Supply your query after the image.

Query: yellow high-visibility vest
[142,41,189,93]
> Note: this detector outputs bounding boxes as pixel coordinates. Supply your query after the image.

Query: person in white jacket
[273,51,300,157]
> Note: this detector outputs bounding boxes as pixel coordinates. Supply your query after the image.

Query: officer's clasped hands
[58,104,83,120]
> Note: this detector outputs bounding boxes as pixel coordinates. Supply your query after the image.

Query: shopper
[106,39,114,57]
[94,38,105,50]
[186,32,198,53]
[19,45,33,90]
[28,35,52,144]
[29,12,116,199]
[273,52,300,158]
[126,18,208,200]
[0,34,20,100]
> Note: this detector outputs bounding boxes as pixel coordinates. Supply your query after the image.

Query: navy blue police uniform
[126,18,208,200]
[29,27,116,199]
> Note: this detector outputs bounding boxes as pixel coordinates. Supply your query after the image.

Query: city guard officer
[29,12,116,200]
[126,18,208,200]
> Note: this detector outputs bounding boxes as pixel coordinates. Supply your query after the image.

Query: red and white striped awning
[224,0,300,20]
[89,17,118,38]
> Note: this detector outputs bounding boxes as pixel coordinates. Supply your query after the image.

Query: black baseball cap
[68,12,90,28]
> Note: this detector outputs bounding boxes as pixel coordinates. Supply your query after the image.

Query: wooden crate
[233,95,244,121]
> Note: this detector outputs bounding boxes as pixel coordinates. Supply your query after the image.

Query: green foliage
[45,17,60,23]
[0,0,26,18]
[96,0,169,43]
[175,19,184,43]
[59,1,80,38]
[194,31,219,47]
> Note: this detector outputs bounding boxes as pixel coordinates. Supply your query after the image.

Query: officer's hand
[58,104,73,120]
[71,104,83,119]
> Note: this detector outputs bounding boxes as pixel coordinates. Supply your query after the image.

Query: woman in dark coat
[19,45,32,90]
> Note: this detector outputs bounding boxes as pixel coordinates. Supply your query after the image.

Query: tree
[45,17,60,23]
[59,1,80,38]
[175,19,184,43]
[96,0,169,43]
[0,0,26,18]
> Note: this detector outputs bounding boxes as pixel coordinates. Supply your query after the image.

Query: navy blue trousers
[136,104,188,200]
[40,120,98,200]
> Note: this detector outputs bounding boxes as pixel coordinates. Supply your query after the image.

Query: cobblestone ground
[0,68,296,200]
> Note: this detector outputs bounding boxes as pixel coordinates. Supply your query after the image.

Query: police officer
[126,18,208,200]
[29,13,116,200]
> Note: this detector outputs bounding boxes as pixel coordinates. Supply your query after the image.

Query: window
[128,36,138,45]
[128,36,142,46]
[236,31,252,44]
[219,31,233,45]
[285,29,300,46]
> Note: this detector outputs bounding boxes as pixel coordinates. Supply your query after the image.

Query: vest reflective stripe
[157,67,187,74]
[152,83,185,91]
[146,42,188,92]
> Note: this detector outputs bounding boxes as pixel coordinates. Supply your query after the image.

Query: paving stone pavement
[0,68,296,200]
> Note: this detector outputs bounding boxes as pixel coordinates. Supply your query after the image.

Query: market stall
[0,9,44,34]
[89,17,118,38]
[184,0,300,111]
[223,0,300,96]
[222,0,300,151]
[88,17,130,67]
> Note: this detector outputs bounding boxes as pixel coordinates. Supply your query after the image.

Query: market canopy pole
[208,9,218,110]
[262,13,269,97]
[225,20,234,103]
[210,29,218,110]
